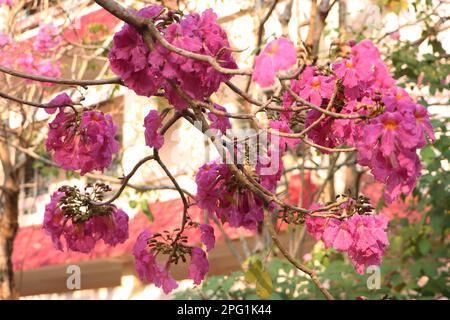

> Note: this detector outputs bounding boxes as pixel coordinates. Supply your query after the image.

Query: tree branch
[0,65,122,86]
[263,210,335,300]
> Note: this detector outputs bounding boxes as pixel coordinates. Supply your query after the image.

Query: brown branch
[0,90,55,109]
[283,83,362,120]
[256,0,280,48]
[0,90,79,113]
[154,150,189,233]
[0,65,122,86]
[86,155,155,206]
[1,137,194,198]
[263,210,335,300]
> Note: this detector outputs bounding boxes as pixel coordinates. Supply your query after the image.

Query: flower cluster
[108,5,163,97]
[305,202,389,274]
[133,229,178,294]
[109,6,237,109]
[18,54,61,86]
[195,161,266,230]
[133,229,209,294]
[43,186,129,253]
[46,109,119,175]
[34,23,61,52]
[283,40,434,202]
[0,22,61,86]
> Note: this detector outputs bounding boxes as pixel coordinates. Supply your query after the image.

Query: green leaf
[88,23,108,34]
[420,146,435,165]
[129,200,137,209]
[245,259,273,299]
[418,238,431,255]
[141,200,154,222]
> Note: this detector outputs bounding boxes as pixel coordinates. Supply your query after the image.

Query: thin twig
[0,65,122,86]
[263,210,335,300]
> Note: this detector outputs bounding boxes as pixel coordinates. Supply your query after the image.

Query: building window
[22,157,49,200]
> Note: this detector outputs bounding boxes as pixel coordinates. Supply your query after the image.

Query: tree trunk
[0,180,19,300]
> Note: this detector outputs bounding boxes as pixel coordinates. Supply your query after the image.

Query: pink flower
[323,219,354,251]
[255,144,283,193]
[281,67,316,121]
[305,204,328,241]
[208,104,231,135]
[46,110,119,175]
[199,223,215,251]
[332,40,381,89]
[133,229,179,294]
[253,37,297,87]
[195,162,224,213]
[268,120,299,151]
[43,191,129,253]
[154,266,179,294]
[109,7,237,109]
[18,53,35,73]
[109,5,164,97]
[349,214,389,251]
[332,57,368,88]
[45,92,74,114]
[305,207,389,274]
[373,60,396,89]
[299,74,335,106]
[389,31,400,40]
[331,99,365,146]
[36,59,61,86]
[64,223,97,253]
[347,215,389,274]
[188,247,209,285]
[280,39,434,205]
[350,39,381,62]
[0,33,10,47]
[195,161,266,230]
[43,191,66,251]
[357,136,422,203]
[412,104,435,147]
[215,188,264,230]
[0,0,12,6]
[253,54,276,88]
[305,109,339,151]
[382,87,414,113]
[144,110,164,149]
[158,9,237,109]
[90,208,129,246]
[133,230,159,283]
[384,150,421,203]
[364,111,418,156]
[34,23,61,52]
[303,253,312,262]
